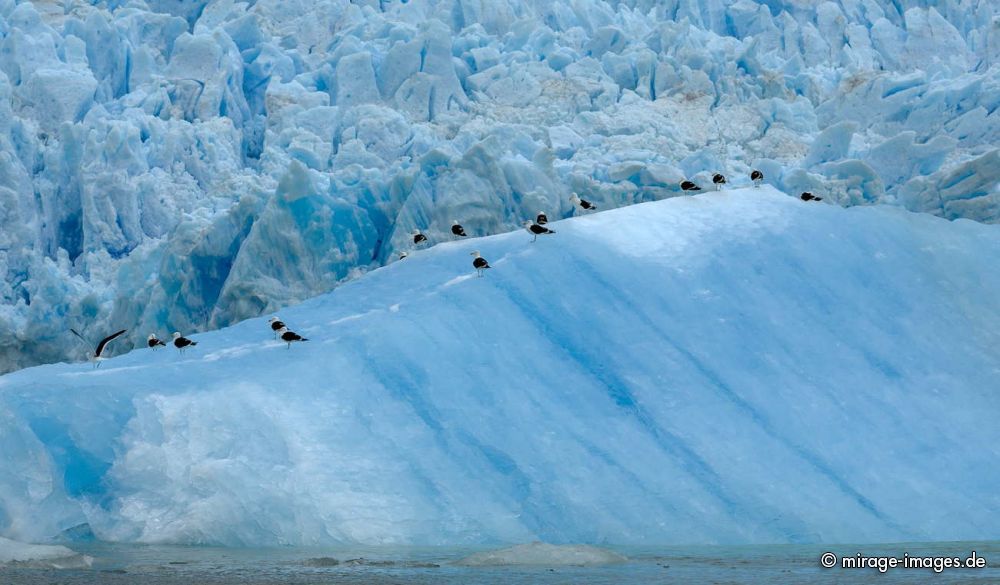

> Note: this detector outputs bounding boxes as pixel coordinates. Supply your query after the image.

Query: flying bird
[268,316,285,339]
[470,251,491,276]
[147,334,166,349]
[712,173,727,189]
[800,192,823,202]
[524,220,555,242]
[172,332,197,353]
[451,221,467,237]
[412,230,427,245]
[680,180,701,192]
[536,211,548,225]
[278,327,308,349]
[70,328,127,368]
[750,169,764,187]
[570,194,597,211]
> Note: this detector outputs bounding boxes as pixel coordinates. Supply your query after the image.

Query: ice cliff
[0,189,998,546]
[0,0,998,372]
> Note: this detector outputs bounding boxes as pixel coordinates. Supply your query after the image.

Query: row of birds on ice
[70,169,823,367]
[70,316,309,368]
[72,316,309,368]
[404,170,822,276]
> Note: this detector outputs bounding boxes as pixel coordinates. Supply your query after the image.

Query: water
[2,541,998,584]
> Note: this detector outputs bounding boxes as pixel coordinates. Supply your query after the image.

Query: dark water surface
[2,540,997,584]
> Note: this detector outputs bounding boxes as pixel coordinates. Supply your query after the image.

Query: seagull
[451,221,467,237]
[680,180,701,192]
[470,251,490,276]
[412,230,427,245]
[524,220,555,242]
[712,173,726,190]
[70,328,127,368]
[536,211,548,225]
[147,334,166,349]
[278,327,308,349]
[750,169,764,187]
[172,332,197,354]
[268,316,285,339]
[570,193,597,211]
[800,192,823,202]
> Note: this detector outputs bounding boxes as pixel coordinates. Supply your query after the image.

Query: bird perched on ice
[70,328,127,368]
[712,173,727,190]
[570,193,597,212]
[536,211,548,225]
[750,170,763,187]
[412,230,427,245]
[524,220,555,242]
[470,251,491,276]
[800,192,823,202]
[147,334,166,349]
[268,316,286,339]
[451,221,467,237]
[278,327,308,349]
[680,180,701,192]
[172,332,197,353]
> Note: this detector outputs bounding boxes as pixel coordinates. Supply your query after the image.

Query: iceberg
[0,0,998,373]
[0,189,998,546]
[0,537,91,568]
[456,542,628,566]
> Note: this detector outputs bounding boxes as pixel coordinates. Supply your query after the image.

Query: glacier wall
[1,0,998,372]
[0,189,998,546]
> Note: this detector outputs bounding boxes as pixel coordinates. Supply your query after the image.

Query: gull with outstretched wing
[71,328,127,368]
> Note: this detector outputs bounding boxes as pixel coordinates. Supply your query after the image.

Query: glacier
[1,0,999,372]
[0,188,998,546]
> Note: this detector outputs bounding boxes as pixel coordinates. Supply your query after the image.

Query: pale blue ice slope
[1,187,998,546]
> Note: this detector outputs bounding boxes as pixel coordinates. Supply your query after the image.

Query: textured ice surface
[1,0,999,372]
[0,189,998,546]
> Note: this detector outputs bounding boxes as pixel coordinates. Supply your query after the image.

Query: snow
[1,0,999,373]
[0,188,998,547]
[0,536,90,568]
